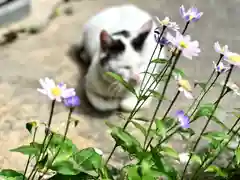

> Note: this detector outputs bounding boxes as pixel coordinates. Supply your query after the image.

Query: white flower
[221,81,240,96]
[223,51,240,67]
[213,61,230,73]
[214,41,229,55]
[179,152,190,164]
[37,77,76,102]
[175,74,193,99]
[94,148,103,156]
[155,16,180,31]
[166,31,200,59]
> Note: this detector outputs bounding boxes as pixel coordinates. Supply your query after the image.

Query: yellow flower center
[162,19,169,25]
[51,87,62,96]
[179,79,192,91]
[189,15,194,20]
[220,47,225,53]
[179,41,188,48]
[229,55,240,63]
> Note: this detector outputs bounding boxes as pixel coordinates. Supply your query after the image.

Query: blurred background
[0,0,239,172]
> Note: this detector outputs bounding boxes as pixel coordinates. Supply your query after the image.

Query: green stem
[105,21,187,164]
[159,72,221,145]
[139,26,166,94]
[192,115,240,179]
[140,45,164,95]
[195,122,240,180]
[23,127,38,179]
[226,139,240,169]
[105,50,174,165]
[38,107,74,180]
[186,55,223,115]
[182,21,190,35]
[144,51,181,148]
[145,90,180,150]
[31,133,54,180]
[28,100,56,180]
[180,65,234,180]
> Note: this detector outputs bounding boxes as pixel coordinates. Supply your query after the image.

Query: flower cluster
[213,41,240,71]
[155,5,202,60]
[37,77,80,107]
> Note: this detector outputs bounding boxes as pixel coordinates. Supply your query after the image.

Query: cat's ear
[138,19,153,35]
[100,30,114,51]
[131,19,153,51]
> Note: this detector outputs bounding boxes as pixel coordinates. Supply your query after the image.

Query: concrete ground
[0,0,240,175]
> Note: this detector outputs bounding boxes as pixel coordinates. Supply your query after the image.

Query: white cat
[78,4,166,112]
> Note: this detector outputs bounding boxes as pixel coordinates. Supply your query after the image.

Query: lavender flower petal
[64,95,80,107]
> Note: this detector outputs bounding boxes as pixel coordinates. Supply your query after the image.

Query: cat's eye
[123,65,131,70]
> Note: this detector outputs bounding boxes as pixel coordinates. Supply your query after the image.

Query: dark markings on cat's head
[111,30,130,38]
[100,30,125,53]
[131,19,153,52]
[99,30,126,66]
[131,31,150,51]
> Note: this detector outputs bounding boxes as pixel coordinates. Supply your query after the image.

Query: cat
[78,4,166,112]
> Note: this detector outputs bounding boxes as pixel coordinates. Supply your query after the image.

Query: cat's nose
[129,74,140,85]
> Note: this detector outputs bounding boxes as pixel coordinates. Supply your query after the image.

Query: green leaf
[131,121,147,136]
[210,117,229,132]
[73,120,79,127]
[26,121,38,134]
[149,90,167,100]
[48,133,78,163]
[140,159,151,176]
[173,68,186,78]
[194,81,208,91]
[49,172,96,180]
[191,154,202,165]
[202,131,230,142]
[124,165,142,180]
[151,58,168,64]
[73,148,102,172]
[204,165,228,177]
[160,146,179,159]
[162,117,176,129]
[155,119,166,138]
[10,143,41,156]
[110,126,143,157]
[178,128,195,140]
[51,159,81,175]
[51,148,103,177]
[150,147,178,179]
[193,103,216,121]
[235,148,240,165]
[0,169,25,179]
[105,72,136,95]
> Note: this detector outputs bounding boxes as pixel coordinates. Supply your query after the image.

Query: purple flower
[180,5,203,22]
[64,95,80,107]
[166,31,201,60]
[213,61,230,73]
[176,110,190,129]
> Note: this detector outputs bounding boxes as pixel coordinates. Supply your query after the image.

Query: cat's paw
[120,97,138,112]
